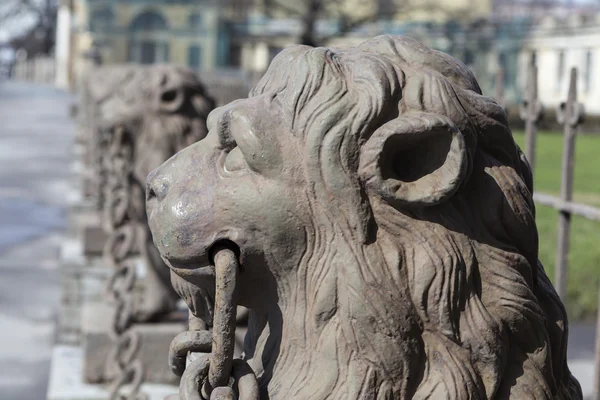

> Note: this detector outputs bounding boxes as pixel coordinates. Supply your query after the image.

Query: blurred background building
[2,0,600,114]
[1,1,600,399]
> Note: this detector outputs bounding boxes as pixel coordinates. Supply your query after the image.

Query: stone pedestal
[68,210,107,255]
[82,176,97,199]
[47,345,178,400]
[82,302,185,385]
[82,223,107,255]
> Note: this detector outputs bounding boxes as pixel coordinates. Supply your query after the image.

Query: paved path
[0,81,596,399]
[0,81,73,400]
[569,321,597,398]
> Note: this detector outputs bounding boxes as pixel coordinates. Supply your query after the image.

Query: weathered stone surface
[146,36,582,399]
[81,302,185,385]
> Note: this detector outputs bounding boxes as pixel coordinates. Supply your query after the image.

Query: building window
[584,50,593,94]
[129,41,169,65]
[128,11,169,64]
[188,45,202,69]
[90,8,114,33]
[188,14,202,30]
[130,11,168,32]
[557,50,565,92]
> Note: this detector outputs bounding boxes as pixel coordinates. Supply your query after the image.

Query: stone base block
[66,210,141,256]
[75,211,107,255]
[82,176,97,199]
[82,223,108,255]
[48,345,178,400]
[59,237,106,270]
[82,302,185,385]
[64,210,106,255]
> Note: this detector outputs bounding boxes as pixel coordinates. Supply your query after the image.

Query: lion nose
[146,170,170,202]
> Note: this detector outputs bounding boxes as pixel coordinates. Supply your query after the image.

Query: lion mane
[243,36,581,399]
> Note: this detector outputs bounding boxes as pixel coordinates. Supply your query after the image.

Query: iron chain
[103,126,148,400]
[168,249,259,400]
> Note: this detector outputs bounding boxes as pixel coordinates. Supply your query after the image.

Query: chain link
[168,249,259,400]
[102,125,148,400]
[93,127,110,211]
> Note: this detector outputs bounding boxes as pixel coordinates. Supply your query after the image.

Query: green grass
[513,131,600,320]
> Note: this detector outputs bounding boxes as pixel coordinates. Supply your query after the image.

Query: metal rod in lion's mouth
[206,246,239,395]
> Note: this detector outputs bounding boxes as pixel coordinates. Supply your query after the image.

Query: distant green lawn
[513,131,600,320]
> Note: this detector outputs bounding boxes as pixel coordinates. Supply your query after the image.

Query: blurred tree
[260,0,384,46]
[257,0,492,47]
[0,0,57,55]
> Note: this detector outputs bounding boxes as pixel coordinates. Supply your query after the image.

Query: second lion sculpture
[96,64,215,321]
[146,36,582,399]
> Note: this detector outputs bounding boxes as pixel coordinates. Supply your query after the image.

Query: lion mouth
[167,241,242,324]
[163,255,215,278]
[161,239,241,281]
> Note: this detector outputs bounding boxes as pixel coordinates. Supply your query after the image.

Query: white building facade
[519,14,600,115]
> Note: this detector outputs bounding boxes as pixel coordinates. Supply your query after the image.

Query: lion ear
[359,112,467,208]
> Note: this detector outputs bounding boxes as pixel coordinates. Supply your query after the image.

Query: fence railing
[516,62,600,400]
[12,57,56,85]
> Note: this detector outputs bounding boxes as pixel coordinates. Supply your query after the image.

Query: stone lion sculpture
[97,64,215,321]
[94,64,215,185]
[146,36,582,398]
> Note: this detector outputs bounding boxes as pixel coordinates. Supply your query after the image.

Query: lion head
[146,36,581,399]
[93,64,215,184]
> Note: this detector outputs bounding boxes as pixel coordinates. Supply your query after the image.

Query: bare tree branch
[260,0,487,49]
[268,0,307,18]
[320,13,379,43]
[0,0,45,24]
[3,0,57,54]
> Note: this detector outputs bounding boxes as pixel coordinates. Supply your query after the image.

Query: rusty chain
[168,247,259,400]
[102,125,148,400]
[93,126,110,211]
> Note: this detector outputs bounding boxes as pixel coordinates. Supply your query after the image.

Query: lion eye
[223,147,247,173]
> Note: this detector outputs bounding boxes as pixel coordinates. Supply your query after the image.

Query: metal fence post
[594,287,600,400]
[554,67,584,301]
[495,67,505,111]
[519,61,542,173]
